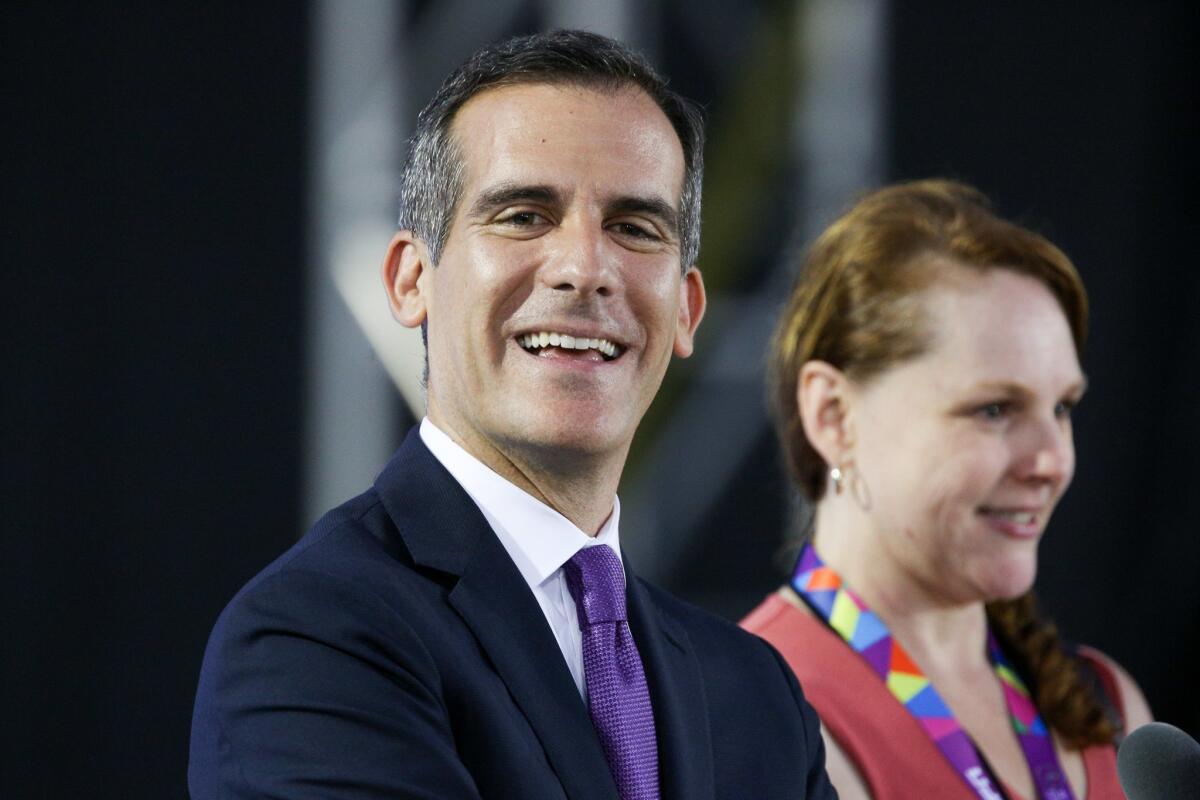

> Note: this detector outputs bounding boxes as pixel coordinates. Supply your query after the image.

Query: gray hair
[398,29,706,272]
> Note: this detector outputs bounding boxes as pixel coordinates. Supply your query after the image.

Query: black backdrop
[4,5,308,796]
[4,3,1195,797]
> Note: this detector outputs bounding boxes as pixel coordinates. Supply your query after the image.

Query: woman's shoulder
[1073,644,1154,733]
[741,588,851,680]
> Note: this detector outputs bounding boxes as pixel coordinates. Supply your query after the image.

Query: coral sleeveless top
[742,592,1125,799]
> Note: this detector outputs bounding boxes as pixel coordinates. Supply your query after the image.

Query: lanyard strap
[791,544,1074,800]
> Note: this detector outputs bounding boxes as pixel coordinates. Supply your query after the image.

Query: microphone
[1117,721,1200,799]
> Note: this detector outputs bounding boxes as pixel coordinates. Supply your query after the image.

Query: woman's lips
[978,507,1041,539]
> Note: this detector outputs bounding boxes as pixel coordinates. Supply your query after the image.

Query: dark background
[4,3,1195,796]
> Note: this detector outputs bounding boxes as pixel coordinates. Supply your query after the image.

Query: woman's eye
[1054,399,1076,418]
[978,402,1008,420]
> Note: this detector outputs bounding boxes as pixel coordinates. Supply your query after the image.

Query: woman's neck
[811,501,990,675]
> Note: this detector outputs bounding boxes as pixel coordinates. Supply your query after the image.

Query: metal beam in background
[544,0,635,46]
[622,0,888,584]
[793,0,887,243]
[305,0,407,527]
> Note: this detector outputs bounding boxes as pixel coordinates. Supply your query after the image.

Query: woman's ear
[797,360,855,466]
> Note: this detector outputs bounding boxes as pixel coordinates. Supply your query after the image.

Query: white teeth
[989,510,1035,524]
[518,330,621,359]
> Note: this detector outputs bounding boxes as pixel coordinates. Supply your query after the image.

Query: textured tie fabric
[563,545,661,800]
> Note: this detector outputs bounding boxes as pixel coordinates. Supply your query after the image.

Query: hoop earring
[848,466,872,512]
[831,461,871,511]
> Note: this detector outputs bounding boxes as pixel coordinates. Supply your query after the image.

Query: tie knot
[564,545,626,625]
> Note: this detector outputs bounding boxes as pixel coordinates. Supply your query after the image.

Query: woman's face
[847,266,1085,604]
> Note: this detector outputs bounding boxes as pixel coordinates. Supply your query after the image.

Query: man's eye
[497,210,546,227]
[1054,399,1076,418]
[612,221,659,240]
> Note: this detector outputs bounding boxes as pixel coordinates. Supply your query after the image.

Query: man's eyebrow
[605,195,680,238]
[467,183,564,218]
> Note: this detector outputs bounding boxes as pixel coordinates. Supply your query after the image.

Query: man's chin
[499,417,631,464]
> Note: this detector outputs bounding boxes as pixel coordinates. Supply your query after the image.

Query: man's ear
[673,267,707,358]
[797,360,855,466]
[381,231,432,328]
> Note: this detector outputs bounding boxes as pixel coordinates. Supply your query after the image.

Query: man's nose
[540,220,616,297]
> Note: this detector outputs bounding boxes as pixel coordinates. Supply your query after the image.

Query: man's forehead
[451,79,657,128]
[448,81,685,198]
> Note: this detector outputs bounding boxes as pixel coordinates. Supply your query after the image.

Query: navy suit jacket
[189,428,835,799]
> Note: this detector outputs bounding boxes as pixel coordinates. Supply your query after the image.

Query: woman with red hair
[743,180,1152,799]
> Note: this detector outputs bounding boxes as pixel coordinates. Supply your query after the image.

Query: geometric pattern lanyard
[792,544,1075,800]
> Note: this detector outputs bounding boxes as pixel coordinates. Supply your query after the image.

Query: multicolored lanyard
[791,544,1075,800]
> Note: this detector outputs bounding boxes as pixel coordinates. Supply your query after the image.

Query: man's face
[414,82,704,471]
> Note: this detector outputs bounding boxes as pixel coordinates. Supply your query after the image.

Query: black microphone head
[1117,721,1200,799]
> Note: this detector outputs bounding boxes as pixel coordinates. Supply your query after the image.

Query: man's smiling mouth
[517,331,622,361]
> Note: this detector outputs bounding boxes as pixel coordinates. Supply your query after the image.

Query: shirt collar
[419,418,622,589]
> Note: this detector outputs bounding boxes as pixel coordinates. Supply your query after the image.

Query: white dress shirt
[419,418,622,699]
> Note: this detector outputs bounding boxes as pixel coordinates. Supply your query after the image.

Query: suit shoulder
[194,487,450,718]
[234,488,403,592]
[188,487,484,799]
[202,487,431,651]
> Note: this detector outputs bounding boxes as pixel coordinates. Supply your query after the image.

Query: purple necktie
[564,545,660,800]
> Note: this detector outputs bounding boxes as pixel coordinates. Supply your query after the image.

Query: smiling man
[189,30,834,800]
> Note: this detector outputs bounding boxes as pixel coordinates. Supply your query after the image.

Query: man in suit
[189,30,835,799]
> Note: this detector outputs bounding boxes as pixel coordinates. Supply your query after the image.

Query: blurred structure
[5,2,1195,797]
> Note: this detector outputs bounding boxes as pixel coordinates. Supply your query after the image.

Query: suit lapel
[450,544,619,800]
[626,570,716,800]
[375,430,618,800]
